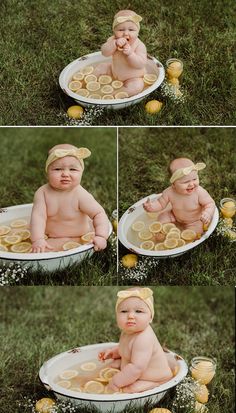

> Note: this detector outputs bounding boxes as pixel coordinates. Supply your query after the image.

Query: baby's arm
[98,346,120,362]
[30,188,53,253]
[198,187,215,225]
[123,42,147,69]
[143,190,170,213]
[101,36,117,57]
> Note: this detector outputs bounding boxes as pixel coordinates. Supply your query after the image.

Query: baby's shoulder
[35,184,48,196]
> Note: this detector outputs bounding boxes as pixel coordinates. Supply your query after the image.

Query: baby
[94,9,147,97]
[98,287,173,393]
[143,158,215,236]
[30,144,109,253]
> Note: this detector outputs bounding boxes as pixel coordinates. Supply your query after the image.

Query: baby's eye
[70,168,78,171]
[136,310,143,313]
[121,310,128,313]
[54,168,62,171]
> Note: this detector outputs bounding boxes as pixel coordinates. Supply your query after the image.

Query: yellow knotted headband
[170,162,206,184]
[113,14,142,30]
[45,147,91,172]
[116,287,154,320]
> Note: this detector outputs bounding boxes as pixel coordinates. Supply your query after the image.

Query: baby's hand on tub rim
[200,211,211,225]
[93,235,107,251]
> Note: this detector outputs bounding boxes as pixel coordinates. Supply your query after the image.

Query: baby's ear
[77,147,91,159]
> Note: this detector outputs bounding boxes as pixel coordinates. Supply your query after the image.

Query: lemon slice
[101,85,114,94]
[169,227,181,234]
[10,219,28,228]
[3,235,22,245]
[76,88,89,97]
[166,231,180,239]
[102,95,114,100]
[154,232,166,242]
[143,73,158,85]
[85,74,97,83]
[138,230,153,240]
[181,229,196,241]
[140,240,155,250]
[177,239,185,247]
[131,221,145,232]
[149,221,162,233]
[72,72,84,81]
[164,238,178,249]
[98,75,112,84]
[12,229,31,240]
[112,80,123,89]
[86,81,100,92]
[81,362,97,371]
[154,242,166,251]
[69,80,82,91]
[84,380,104,394]
[81,66,94,75]
[115,91,129,99]
[10,242,32,253]
[88,93,101,99]
[99,367,111,379]
[57,380,71,389]
[0,245,8,251]
[102,368,120,381]
[94,377,108,383]
[60,370,78,380]
[162,223,177,234]
[0,226,11,236]
[62,241,81,251]
[81,231,95,244]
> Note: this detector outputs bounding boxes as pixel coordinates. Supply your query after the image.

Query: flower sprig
[0,262,27,286]
[119,256,159,282]
[58,105,105,126]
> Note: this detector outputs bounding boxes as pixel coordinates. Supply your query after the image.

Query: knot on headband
[116,288,154,320]
[45,147,91,172]
[113,14,142,30]
[170,162,206,184]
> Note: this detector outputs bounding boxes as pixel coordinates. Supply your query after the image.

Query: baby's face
[47,156,83,190]
[173,170,199,195]
[114,21,139,43]
[116,297,151,334]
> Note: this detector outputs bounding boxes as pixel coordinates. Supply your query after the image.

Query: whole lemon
[112,219,118,234]
[195,401,208,412]
[149,409,172,413]
[145,100,163,114]
[67,105,84,119]
[121,254,138,268]
[194,384,209,404]
[35,398,56,413]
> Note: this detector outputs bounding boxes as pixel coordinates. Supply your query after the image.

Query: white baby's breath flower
[0,262,27,286]
[120,256,159,282]
[160,81,186,104]
[58,105,105,126]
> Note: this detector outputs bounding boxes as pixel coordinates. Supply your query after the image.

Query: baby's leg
[93,62,112,78]
[157,210,176,224]
[46,237,81,252]
[184,220,204,236]
[122,380,160,393]
[121,77,144,97]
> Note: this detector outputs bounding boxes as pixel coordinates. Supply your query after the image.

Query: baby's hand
[31,239,53,253]
[143,198,154,212]
[93,235,107,251]
[98,348,115,361]
[116,38,127,48]
[122,44,132,55]
[201,211,211,225]
[107,381,120,393]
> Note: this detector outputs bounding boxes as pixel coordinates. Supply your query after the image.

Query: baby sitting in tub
[143,158,215,236]
[94,9,147,97]
[30,144,109,253]
[98,287,174,393]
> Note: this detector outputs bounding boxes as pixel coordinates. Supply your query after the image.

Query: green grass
[118,127,236,285]
[0,127,117,284]
[0,286,234,413]
[0,0,235,125]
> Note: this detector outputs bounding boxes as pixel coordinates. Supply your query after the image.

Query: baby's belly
[173,208,202,224]
[112,60,145,81]
[46,215,93,238]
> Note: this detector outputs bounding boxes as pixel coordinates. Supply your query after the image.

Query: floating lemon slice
[62,241,81,251]
[181,229,196,241]
[162,223,177,234]
[166,231,180,239]
[76,88,89,97]
[89,93,101,99]
[177,239,185,247]
[101,368,120,381]
[81,231,95,244]
[68,80,82,91]
[85,74,97,83]
[143,73,158,85]
[102,95,114,100]
[60,370,78,380]
[154,243,166,251]
[99,367,112,379]
[149,221,162,233]
[115,91,129,99]
[81,362,97,371]
[10,242,32,253]
[86,81,100,92]
[112,80,123,89]
[72,72,84,81]
[57,380,71,389]
[131,221,145,232]
[154,232,166,242]
[164,238,178,249]
[94,377,108,383]
[0,225,11,236]
[81,65,94,75]
[99,75,112,84]
[12,229,31,240]
[3,235,22,245]
[140,240,155,250]
[138,230,153,240]
[169,227,181,234]
[101,85,114,94]
[10,219,28,228]
[84,380,104,394]
[0,245,8,251]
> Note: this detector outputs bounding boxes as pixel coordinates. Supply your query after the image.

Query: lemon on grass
[162,223,177,234]
[10,242,32,253]
[149,221,162,233]
[102,94,114,100]
[154,242,166,251]
[164,238,178,249]
[194,384,209,404]
[166,231,180,239]
[81,65,94,75]
[62,241,81,251]
[112,219,118,233]
[86,81,100,92]
[181,229,196,241]
[3,235,21,245]
[60,369,78,380]
[81,361,97,371]
[68,80,83,91]
[131,220,145,232]
[145,100,163,114]
[72,71,84,81]
[67,105,84,119]
[98,75,112,84]
[0,245,8,251]
[84,380,105,394]
[0,225,11,236]
[84,74,97,83]
[168,78,180,86]
[149,409,172,413]
[194,401,208,413]
[57,380,71,389]
[76,88,89,97]
[81,231,95,244]
[121,253,138,268]
[115,91,129,99]
[143,73,158,85]
[138,230,153,240]
[10,219,28,228]
[140,240,155,250]
[101,85,114,94]
[35,398,56,413]
[112,80,123,89]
